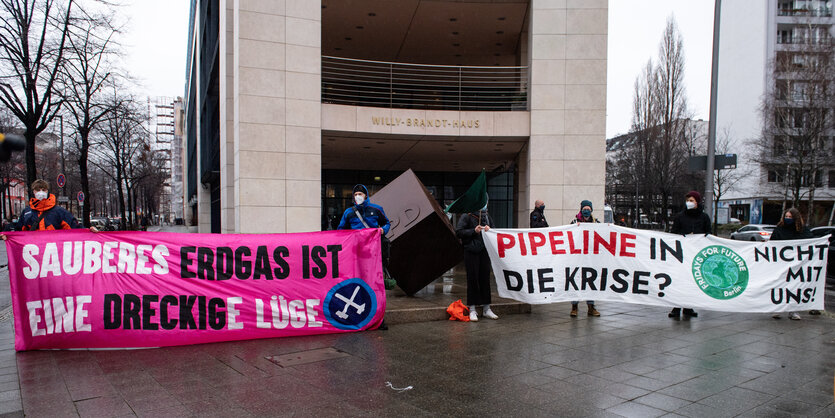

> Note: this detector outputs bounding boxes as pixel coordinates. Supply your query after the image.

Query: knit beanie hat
[580,200,593,210]
[685,190,701,202]
[352,184,368,195]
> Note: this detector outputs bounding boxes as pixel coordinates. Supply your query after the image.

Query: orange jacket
[18,194,82,231]
[447,300,470,322]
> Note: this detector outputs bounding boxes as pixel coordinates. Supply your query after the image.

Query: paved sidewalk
[0,229,832,416]
[1,300,833,416]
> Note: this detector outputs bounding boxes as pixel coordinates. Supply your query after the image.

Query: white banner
[483,223,828,312]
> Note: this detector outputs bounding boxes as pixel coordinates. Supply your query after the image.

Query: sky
[121,0,191,99]
[121,1,715,138]
[606,1,715,138]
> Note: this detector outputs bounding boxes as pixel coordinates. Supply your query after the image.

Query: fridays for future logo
[691,245,749,300]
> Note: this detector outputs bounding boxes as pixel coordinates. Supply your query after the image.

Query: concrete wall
[524,0,608,225]
[321,104,530,137]
[230,0,322,233]
[220,0,235,233]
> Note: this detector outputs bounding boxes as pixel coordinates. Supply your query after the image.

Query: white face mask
[685,201,696,210]
[354,195,365,205]
[34,191,48,200]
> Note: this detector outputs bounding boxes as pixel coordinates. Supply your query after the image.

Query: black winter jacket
[671,208,711,235]
[456,212,493,253]
[770,224,812,241]
[530,207,548,228]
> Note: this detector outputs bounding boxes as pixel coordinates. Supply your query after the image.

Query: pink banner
[5,228,385,350]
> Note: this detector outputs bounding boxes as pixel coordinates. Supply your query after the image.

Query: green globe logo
[691,245,748,300]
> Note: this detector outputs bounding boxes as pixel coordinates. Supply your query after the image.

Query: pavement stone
[0,228,832,416]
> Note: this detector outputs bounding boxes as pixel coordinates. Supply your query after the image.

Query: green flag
[445,170,487,214]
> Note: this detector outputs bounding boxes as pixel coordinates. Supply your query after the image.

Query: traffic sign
[77,191,85,203]
[56,173,65,188]
[57,196,69,203]
[688,154,738,171]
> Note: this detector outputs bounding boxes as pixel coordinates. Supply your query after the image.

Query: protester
[0,179,97,240]
[530,199,548,228]
[456,204,498,321]
[337,184,391,329]
[1,216,13,232]
[770,208,812,321]
[569,200,601,317]
[668,190,710,318]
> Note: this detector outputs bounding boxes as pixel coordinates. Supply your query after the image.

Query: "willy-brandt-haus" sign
[371,116,480,129]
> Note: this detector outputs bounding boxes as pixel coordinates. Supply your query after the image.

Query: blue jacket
[337,199,390,235]
[17,194,83,231]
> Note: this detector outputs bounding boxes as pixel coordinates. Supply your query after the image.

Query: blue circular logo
[323,278,377,330]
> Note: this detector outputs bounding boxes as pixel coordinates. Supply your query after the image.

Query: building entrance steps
[384,263,531,324]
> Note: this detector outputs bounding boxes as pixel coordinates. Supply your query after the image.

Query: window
[793,109,805,128]
[829,170,835,188]
[775,111,789,128]
[772,136,786,156]
[729,204,750,222]
[776,80,789,98]
[791,82,806,101]
[768,170,785,183]
[801,169,823,187]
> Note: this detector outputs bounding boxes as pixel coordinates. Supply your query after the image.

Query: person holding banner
[668,191,711,318]
[770,208,812,320]
[569,200,601,317]
[0,179,97,240]
[456,205,498,321]
[338,184,391,329]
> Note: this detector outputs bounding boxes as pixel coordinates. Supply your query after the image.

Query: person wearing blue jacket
[1,179,97,240]
[337,184,391,235]
[337,184,391,329]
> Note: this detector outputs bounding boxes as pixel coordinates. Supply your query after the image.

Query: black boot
[683,308,698,318]
[668,308,681,318]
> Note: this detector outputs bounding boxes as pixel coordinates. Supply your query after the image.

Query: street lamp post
[705,0,722,224]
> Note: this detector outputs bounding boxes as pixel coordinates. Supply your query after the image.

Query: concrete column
[196,0,212,233]
[220,0,235,233]
[233,0,322,233]
[527,0,607,225]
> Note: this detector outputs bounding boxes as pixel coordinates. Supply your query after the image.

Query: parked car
[90,218,108,231]
[730,224,776,241]
[91,217,115,231]
[810,226,834,279]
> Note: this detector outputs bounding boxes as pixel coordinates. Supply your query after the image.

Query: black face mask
[784,218,795,226]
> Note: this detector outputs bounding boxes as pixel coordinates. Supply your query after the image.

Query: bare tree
[651,17,692,225]
[0,106,24,219]
[133,144,169,220]
[712,128,749,231]
[91,90,147,230]
[0,0,74,191]
[608,17,696,228]
[753,20,834,225]
[60,2,117,227]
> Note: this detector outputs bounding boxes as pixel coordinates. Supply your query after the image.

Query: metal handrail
[322,56,528,111]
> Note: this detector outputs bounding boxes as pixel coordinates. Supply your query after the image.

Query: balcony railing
[778,7,833,17]
[322,56,528,111]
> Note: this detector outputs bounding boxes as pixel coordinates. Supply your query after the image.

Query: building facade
[184,0,608,233]
[716,0,835,225]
